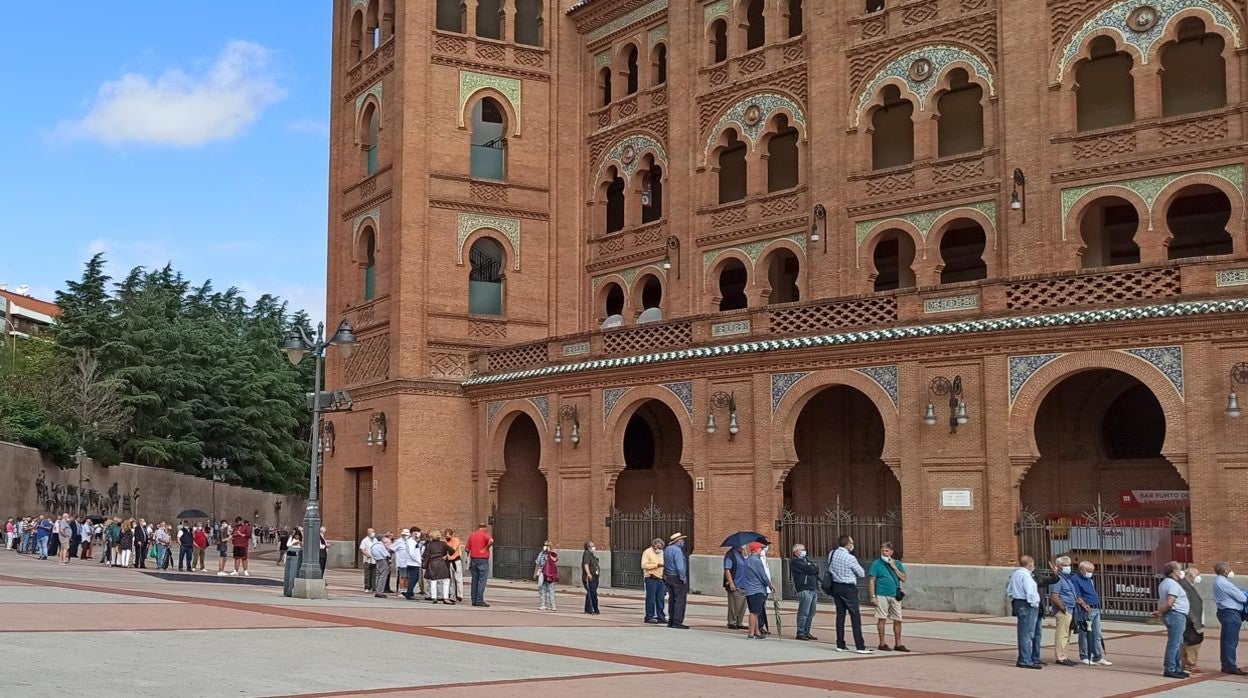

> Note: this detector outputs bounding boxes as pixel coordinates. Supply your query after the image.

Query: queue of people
[351,523,497,606]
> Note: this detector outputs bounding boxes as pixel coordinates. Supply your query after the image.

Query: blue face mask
[1061,566,1072,575]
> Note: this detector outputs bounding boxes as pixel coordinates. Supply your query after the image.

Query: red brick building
[321,0,1248,611]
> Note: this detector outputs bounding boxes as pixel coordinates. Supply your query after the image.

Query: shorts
[874,595,903,621]
[746,592,767,616]
[233,546,248,560]
[218,546,228,558]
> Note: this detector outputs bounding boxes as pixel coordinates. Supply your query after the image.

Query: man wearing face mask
[1048,556,1077,666]
[641,538,667,625]
[828,535,872,654]
[1212,561,1247,675]
[1072,560,1111,666]
[790,543,820,641]
[1179,567,1206,675]
[1154,560,1190,679]
[1007,555,1042,669]
[869,542,909,652]
[663,532,690,629]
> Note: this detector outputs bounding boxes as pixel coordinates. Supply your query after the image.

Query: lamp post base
[292,577,328,599]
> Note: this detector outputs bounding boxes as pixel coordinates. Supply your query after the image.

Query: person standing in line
[1045,555,1076,666]
[35,514,53,560]
[359,528,377,592]
[370,534,392,599]
[663,532,689,629]
[1007,555,1042,669]
[445,529,464,603]
[57,513,73,565]
[394,529,414,596]
[1213,562,1248,675]
[408,529,425,600]
[423,530,452,604]
[724,543,747,630]
[582,541,600,615]
[192,524,209,572]
[153,522,171,570]
[14,517,26,553]
[535,541,559,611]
[215,520,231,575]
[1072,560,1112,666]
[178,521,195,572]
[1154,561,1191,679]
[134,518,150,569]
[758,545,773,636]
[78,517,93,561]
[466,523,493,607]
[231,517,251,576]
[4,518,13,550]
[641,538,667,625]
[1179,566,1206,675]
[736,542,775,639]
[790,543,820,641]
[318,526,330,574]
[400,529,422,600]
[117,519,135,568]
[828,535,872,654]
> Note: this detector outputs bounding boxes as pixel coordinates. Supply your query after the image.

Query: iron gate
[489,507,547,580]
[607,499,693,589]
[777,502,902,602]
[1016,502,1186,620]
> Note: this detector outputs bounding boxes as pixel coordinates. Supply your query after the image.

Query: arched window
[746,0,766,51]
[514,0,543,47]
[1080,197,1140,268]
[787,0,804,38]
[872,231,916,292]
[381,0,395,41]
[938,221,987,284]
[349,10,364,62]
[1166,184,1233,259]
[468,237,505,316]
[937,69,984,157]
[603,282,625,318]
[1076,37,1134,131]
[599,67,613,106]
[653,44,668,86]
[766,249,800,304]
[710,19,728,64]
[867,0,885,12]
[436,0,464,32]
[362,229,377,301]
[361,102,380,176]
[1161,19,1226,117]
[476,0,503,41]
[718,130,747,204]
[605,168,626,233]
[638,275,663,323]
[872,86,914,169]
[641,157,663,224]
[470,98,506,180]
[365,0,381,51]
[626,46,640,95]
[766,115,799,192]
[718,259,749,311]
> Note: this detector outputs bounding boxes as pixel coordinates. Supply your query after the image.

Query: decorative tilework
[703,0,729,23]
[595,49,613,69]
[711,319,751,337]
[1055,0,1242,82]
[1059,164,1245,240]
[661,382,693,418]
[854,365,899,409]
[703,233,808,271]
[771,372,810,413]
[1217,268,1248,287]
[853,45,995,128]
[355,81,383,115]
[596,134,668,187]
[855,201,996,246]
[563,341,592,356]
[529,396,549,424]
[1009,354,1063,406]
[486,400,505,428]
[924,294,980,314]
[457,213,521,269]
[603,387,631,422]
[464,298,1248,387]
[587,0,669,43]
[1123,345,1184,397]
[648,24,669,46]
[458,71,522,132]
[706,93,807,160]
[353,207,381,237]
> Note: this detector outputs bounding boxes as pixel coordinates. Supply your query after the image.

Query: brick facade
[322,0,1248,574]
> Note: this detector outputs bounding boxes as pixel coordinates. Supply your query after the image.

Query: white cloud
[55,41,285,147]
[287,119,329,137]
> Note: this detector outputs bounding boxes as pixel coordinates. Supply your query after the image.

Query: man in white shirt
[370,535,392,599]
[1007,555,1042,669]
[359,528,377,592]
[827,535,872,654]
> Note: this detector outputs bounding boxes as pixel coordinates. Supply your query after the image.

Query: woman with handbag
[867,542,909,652]
[422,530,452,604]
[535,542,559,611]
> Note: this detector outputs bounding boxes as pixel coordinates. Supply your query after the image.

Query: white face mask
[1061,566,1072,575]
[882,555,892,562]
[1231,571,1237,579]
[796,550,807,558]
[1083,572,1093,579]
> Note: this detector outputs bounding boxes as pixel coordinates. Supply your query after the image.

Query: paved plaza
[0,550,1244,697]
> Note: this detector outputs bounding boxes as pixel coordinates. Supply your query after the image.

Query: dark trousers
[832,581,866,650]
[645,577,666,621]
[319,549,327,573]
[1218,608,1243,672]
[178,544,193,570]
[664,573,688,626]
[585,577,600,614]
[135,543,148,568]
[470,558,489,604]
[405,567,420,598]
[364,563,375,591]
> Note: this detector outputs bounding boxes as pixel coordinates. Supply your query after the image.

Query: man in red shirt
[192,524,209,572]
[232,517,252,577]
[466,523,494,607]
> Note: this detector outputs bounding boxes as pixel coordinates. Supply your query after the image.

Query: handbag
[884,560,905,601]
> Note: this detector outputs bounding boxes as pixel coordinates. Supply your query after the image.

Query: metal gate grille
[607,499,692,589]
[1016,502,1185,620]
[489,507,547,581]
[777,502,902,602]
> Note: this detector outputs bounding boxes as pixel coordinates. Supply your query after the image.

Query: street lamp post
[281,319,357,599]
[75,447,87,517]
[201,457,229,524]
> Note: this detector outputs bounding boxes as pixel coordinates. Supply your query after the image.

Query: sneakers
[539,606,547,611]
[217,571,227,576]
[855,648,875,655]
[243,570,250,577]
[229,571,238,576]
[1082,659,1093,665]
[1097,659,1113,666]
[834,646,852,653]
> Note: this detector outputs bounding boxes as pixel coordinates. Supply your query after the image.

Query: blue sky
[0,3,333,319]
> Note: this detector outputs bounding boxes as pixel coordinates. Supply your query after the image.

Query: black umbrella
[720,531,769,549]
[176,509,211,520]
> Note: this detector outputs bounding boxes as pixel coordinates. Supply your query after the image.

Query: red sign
[1119,490,1189,509]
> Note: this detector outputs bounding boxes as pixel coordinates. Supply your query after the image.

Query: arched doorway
[779,386,900,599]
[491,414,548,579]
[608,399,692,588]
[1017,370,1189,619]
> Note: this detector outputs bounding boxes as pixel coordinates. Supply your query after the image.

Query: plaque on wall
[940,488,974,510]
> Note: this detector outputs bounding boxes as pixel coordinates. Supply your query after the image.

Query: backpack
[542,555,559,583]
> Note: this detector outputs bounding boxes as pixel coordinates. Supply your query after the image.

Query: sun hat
[668,532,686,543]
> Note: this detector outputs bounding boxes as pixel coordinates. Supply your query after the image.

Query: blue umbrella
[720,531,768,549]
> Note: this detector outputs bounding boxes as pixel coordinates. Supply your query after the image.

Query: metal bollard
[284,548,303,597]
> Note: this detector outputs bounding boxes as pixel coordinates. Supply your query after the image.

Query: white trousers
[429,578,450,600]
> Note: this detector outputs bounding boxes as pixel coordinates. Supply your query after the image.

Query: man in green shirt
[868,542,909,652]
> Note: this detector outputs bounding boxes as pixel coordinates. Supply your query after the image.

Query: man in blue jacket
[1071,560,1112,666]
[663,532,689,629]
